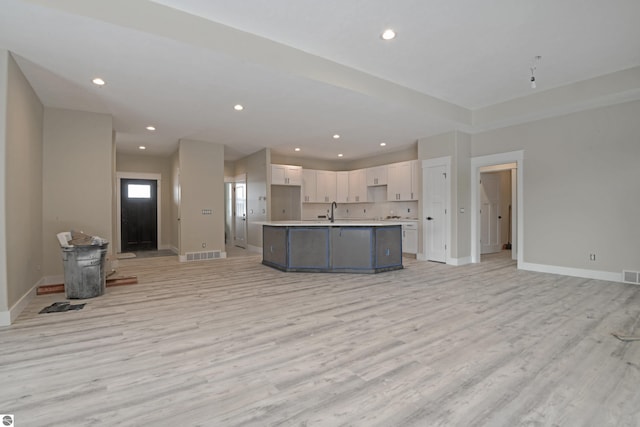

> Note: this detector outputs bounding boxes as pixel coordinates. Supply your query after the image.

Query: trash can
[57,231,109,299]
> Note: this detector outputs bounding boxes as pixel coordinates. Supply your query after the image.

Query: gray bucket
[58,232,109,299]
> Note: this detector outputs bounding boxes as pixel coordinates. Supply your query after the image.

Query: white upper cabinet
[387,161,419,201]
[302,169,317,202]
[366,165,388,186]
[336,171,349,203]
[348,169,367,203]
[316,170,337,203]
[272,164,302,186]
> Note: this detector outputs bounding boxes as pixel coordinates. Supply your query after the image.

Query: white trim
[0,281,38,326]
[471,150,524,267]
[520,262,623,283]
[448,256,472,266]
[116,172,162,253]
[421,156,451,264]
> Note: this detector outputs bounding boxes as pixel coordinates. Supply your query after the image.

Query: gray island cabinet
[261,221,403,273]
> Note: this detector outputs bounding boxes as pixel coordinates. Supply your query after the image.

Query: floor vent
[185,250,221,262]
[623,270,640,285]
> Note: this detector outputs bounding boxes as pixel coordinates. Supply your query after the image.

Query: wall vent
[185,250,221,262]
[623,270,640,285]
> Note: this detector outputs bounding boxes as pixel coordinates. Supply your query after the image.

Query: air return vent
[185,250,221,262]
[623,270,640,285]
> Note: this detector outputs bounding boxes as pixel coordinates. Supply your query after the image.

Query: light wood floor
[2,252,639,426]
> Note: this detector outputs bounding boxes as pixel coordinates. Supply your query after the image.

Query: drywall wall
[177,139,225,254]
[418,130,471,261]
[272,144,418,171]
[0,51,9,315]
[116,153,173,250]
[170,150,180,252]
[1,52,44,321]
[42,108,113,276]
[472,100,640,274]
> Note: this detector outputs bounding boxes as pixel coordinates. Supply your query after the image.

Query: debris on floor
[39,301,86,314]
[611,332,640,342]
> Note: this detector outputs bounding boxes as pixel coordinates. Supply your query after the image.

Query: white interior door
[480,172,501,254]
[233,174,247,248]
[424,163,448,262]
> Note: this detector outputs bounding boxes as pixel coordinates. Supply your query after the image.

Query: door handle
[426,217,433,220]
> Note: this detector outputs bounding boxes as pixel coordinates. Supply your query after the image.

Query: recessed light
[333,134,340,139]
[138,146,146,150]
[146,126,156,131]
[92,77,106,86]
[381,29,396,40]
[294,148,301,152]
[234,104,244,111]
[338,153,343,157]
[380,142,387,147]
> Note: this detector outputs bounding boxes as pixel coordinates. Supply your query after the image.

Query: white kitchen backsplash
[302,200,418,221]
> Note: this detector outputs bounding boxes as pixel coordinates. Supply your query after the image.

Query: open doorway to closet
[471,151,523,266]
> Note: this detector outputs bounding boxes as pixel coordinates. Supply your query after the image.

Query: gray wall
[42,108,114,276]
[0,51,44,320]
[471,100,640,274]
[177,139,225,255]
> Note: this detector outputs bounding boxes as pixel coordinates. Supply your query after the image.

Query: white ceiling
[2,0,639,161]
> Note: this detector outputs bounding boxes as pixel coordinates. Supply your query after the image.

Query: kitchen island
[261,221,403,273]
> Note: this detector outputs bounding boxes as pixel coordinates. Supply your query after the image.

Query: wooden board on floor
[36,276,138,295]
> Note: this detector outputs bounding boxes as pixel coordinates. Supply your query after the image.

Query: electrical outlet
[407,208,411,213]
[589,253,596,261]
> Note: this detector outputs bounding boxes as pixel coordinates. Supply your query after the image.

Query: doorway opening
[224,174,249,257]
[471,151,523,266]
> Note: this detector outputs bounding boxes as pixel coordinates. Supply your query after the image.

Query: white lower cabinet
[400,221,418,254]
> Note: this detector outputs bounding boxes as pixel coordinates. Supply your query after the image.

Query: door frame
[471,151,523,266]
[116,172,162,253]
[421,156,451,263]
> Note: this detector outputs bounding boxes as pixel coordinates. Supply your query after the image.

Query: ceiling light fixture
[381,29,396,40]
[338,153,343,157]
[234,104,244,111]
[92,77,105,86]
[333,134,340,139]
[380,142,387,147]
[138,146,146,150]
[146,126,156,131]
[294,147,301,152]
[530,55,541,89]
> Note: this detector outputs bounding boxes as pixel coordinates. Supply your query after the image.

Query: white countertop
[257,220,405,227]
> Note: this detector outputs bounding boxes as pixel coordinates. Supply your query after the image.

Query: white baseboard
[520,262,623,283]
[448,256,472,266]
[0,280,40,326]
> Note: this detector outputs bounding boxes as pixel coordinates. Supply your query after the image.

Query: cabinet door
[286,166,302,186]
[366,165,388,186]
[401,222,418,254]
[387,161,412,201]
[271,164,287,185]
[302,169,317,202]
[336,171,349,203]
[272,164,302,186]
[316,170,337,203]
[410,160,420,200]
[348,169,367,203]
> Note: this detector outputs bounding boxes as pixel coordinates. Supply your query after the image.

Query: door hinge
[443,172,447,179]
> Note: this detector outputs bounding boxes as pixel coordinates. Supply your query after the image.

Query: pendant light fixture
[530,55,541,89]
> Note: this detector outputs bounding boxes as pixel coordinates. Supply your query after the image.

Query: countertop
[257,220,405,227]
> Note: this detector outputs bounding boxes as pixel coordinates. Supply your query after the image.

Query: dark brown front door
[121,179,157,252]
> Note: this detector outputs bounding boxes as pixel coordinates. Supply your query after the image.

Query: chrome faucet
[330,201,337,223]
